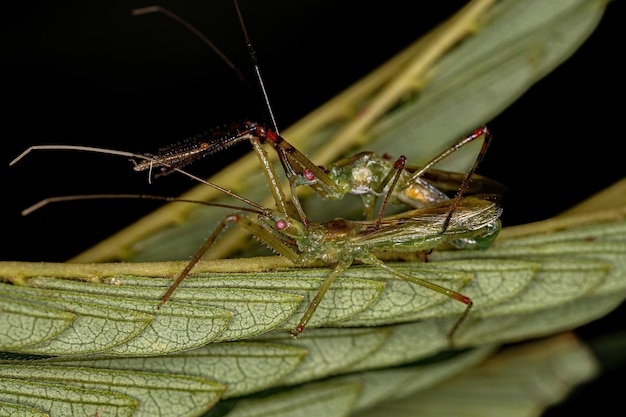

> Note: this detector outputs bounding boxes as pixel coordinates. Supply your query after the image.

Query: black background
[2,1,624,414]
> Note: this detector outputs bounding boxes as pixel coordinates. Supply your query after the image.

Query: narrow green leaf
[0,284,152,355]
[356,334,599,417]
[124,287,303,342]
[271,277,385,330]
[476,259,610,316]
[499,217,626,246]
[255,328,392,386]
[4,282,233,355]
[0,378,137,417]
[457,292,626,346]
[427,225,626,346]
[340,260,537,326]
[104,300,232,356]
[0,401,49,417]
[0,296,74,350]
[329,267,474,323]
[103,273,387,331]
[339,346,497,413]
[369,0,606,169]
[42,342,308,399]
[0,365,225,417]
[346,321,451,372]
[226,382,361,417]
[433,239,626,297]
[14,269,386,343]
[22,278,306,342]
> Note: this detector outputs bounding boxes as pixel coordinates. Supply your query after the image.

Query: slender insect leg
[160,211,301,307]
[445,302,473,347]
[262,129,345,227]
[159,214,240,307]
[268,140,313,227]
[405,127,492,233]
[363,254,472,345]
[290,260,352,338]
[441,127,492,233]
[374,155,407,228]
[248,135,291,220]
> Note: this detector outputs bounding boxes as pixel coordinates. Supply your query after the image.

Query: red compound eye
[394,155,407,168]
[275,219,288,230]
[304,168,315,181]
[266,129,278,142]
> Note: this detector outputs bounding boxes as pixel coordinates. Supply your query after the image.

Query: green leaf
[355,334,599,417]
[41,342,308,399]
[255,328,392,386]
[225,382,362,417]
[466,259,610,316]
[0,378,137,417]
[459,292,625,345]
[2,283,233,355]
[339,345,497,413]
[0,296,74,350]
[32,281,304,343]
[339,260,537,326]
[0,365,225,417]
[0,401,50,417]
[106,274,386,331]
[0,285,152,355]
[369,0,607,169]
[428,222,626,346]
[1,269,386,355]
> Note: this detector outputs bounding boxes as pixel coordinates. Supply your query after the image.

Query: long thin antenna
[10,145,267,212]
[132,3,280,135]
[233,0,280,134]
[21,194,267,217]
[131,6,245,82]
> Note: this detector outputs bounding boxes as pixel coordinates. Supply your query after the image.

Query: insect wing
[356,195,502,251]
